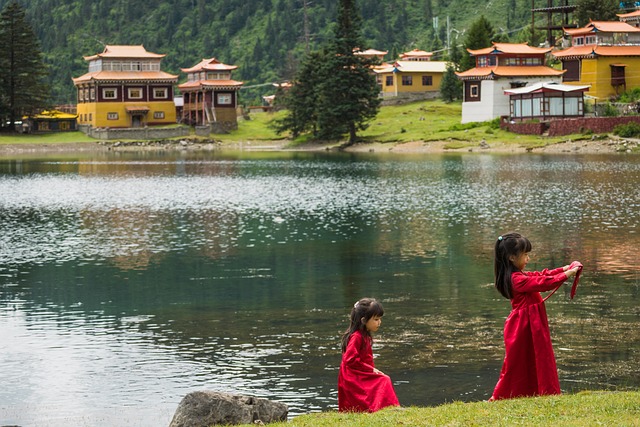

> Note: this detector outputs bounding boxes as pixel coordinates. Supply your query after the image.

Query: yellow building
[72,45,178,128]
[553,21,640,100]
[374,49,448,99]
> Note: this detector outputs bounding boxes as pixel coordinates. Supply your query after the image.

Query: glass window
[217,94,232,104]
[153,111,165,119]
[401,75,413,86]
[107,113,118,120]
[385,76,393,86]
[128,88,143,99]
[154,88,168,99]
[422,75,433,86]
[470,85,479,97]
[103,89,117,99]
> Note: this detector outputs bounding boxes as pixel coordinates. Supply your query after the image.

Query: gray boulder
[169,391,288,427]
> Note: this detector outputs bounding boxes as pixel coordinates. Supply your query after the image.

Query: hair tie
[498,236,503,241]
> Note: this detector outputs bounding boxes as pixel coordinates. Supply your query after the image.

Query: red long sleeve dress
[491,267,567,400]
[338,330,400,412]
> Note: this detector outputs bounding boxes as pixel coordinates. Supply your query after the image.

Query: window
[585,36,596,45]
[153,111,165,119]
[470,85,479,97]
[465,80,481,102]
[90,88,95,100]
[385,76,393,86]
[422,75,433,86]
[401,75,413,86]
[154,88,168,99]
[574,37,584,46]
[217,94,232,104]
[562,60,580,82]
[103,88,117,99]
[107,113,119,120]
[128,88,143,99]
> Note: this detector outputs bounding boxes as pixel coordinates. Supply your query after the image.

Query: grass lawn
[0,100,596,150]
[229,100,592,150]
[257,391,640,427]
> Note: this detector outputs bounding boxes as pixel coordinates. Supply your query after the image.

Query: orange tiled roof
[467,42,552,56]
[178,79,244,90]
[553,45,640,58]
[83,45,165,61]
[564,21,640,36]
[72,71,178,84]
[400,49,433,59]
[618,10,640,18]
[180,58,238,73]
[456,65,564,79]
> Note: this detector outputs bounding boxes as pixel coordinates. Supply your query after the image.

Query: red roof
[83,45,165,61]
[73,71,178,84]
[553,45,640,58]
[467,42,552,56]
[178,79,244,91]
[456,65,564,79]
[563,21,640,36]
[618,10,640,18]
[400,49,433,59]
[181,58,238,73]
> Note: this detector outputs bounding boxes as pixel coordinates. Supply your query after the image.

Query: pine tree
[0,1,49,130]
[459,15,495,71]
[315,0,380,143]
[575,0,619,26]
[440,63,462,102]
[272,50,325,138]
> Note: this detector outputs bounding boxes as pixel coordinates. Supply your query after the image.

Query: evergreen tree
[575,0,619,26]
[0,1,49,129]
[440,63,462,102]
[272,50,325,138]
[459,15,495,71]
[315,0,380,143]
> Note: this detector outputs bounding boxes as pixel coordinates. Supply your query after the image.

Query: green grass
[0,130,96,144]
[0,100,598,150]
[254,391,640,427]
[234,100,593,150]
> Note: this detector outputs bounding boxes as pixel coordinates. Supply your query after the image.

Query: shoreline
[0,135,637,155]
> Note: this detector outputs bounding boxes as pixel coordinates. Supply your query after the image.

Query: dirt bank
[0,136,637,155]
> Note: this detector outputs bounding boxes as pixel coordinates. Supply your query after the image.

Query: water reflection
[0,151,639,426]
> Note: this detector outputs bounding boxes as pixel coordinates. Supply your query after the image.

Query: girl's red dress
[338,330,400,412]
[491,267,567,400]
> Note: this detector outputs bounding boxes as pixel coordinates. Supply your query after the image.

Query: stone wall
[80,125,189,140]
[547,116,640,136]
[501,116,640,136]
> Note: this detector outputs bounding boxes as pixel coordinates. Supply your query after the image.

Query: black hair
[340,297,385,353]
[494,232,532,299]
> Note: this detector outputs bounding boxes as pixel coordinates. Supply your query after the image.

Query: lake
[1,149,639,426]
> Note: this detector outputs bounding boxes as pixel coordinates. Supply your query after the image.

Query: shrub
[613,121,640,138]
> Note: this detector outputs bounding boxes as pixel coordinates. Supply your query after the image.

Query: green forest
[0,0,624,105]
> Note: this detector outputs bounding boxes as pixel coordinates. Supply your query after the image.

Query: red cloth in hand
[569,261,583,299]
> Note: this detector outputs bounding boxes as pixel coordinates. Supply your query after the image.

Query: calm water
[1,149,639,426]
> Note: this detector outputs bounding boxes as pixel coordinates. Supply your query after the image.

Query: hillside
[6,0,547,105]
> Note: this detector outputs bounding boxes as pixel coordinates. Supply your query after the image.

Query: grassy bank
[0,100,594,150]
[231,100,591,150]
[259,391,640,427]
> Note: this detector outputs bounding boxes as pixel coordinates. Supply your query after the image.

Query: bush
[613,121,640,138]
[602,103,619,117]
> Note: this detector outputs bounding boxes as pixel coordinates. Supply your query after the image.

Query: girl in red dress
[490,232,581,400]
[338,297,400,412]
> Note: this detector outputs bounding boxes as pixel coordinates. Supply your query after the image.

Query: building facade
[456,43,564,123]
[552,21,640,100]
[178,58,243,130]
[72,45,178,128]
[374,49,447,99]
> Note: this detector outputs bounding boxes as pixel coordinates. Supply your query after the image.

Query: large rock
[169,391,288,427]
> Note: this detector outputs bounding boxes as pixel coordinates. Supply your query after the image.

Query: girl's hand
[565,266,580,278]
[373,368,384,375]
